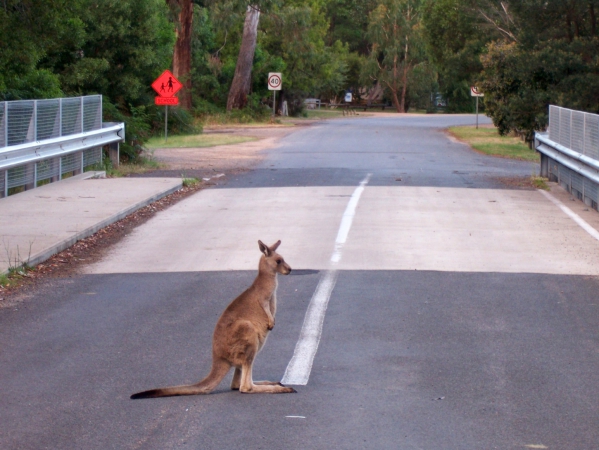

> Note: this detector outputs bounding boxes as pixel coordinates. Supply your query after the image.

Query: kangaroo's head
[258,240,292,275]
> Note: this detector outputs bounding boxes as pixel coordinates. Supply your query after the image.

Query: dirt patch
[491,175,539,190]
[142,123,309,175]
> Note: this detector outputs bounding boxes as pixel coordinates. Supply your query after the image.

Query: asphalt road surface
[2,115,599,450]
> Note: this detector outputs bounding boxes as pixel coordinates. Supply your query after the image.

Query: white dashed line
[282,174,371,385]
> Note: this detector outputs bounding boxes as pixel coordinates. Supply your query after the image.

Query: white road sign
[268,73,282,91]
[471,86,484,97]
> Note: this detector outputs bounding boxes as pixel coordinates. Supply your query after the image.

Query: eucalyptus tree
[364,0,423,112]
[421,0,487,112]
[0,0,84,99]
[477,0,599,144]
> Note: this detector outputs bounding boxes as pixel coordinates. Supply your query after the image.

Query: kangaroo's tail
[130,358,231,399]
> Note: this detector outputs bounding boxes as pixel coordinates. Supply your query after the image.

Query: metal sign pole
[272,91,276,118]
[165,105,168,142]
[476,96,479,129]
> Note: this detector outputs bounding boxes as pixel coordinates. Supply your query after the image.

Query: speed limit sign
[268,72,282,91]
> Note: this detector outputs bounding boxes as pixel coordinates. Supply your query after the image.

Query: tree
[364,0,423,112]
[324,0,378,54]
[0,0,85,100]
[478,0,599,144]
[227,4,261,110]
[168,0,194,110]
[421,0,487,112]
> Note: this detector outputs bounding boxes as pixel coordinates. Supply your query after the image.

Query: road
[2,114,599,449]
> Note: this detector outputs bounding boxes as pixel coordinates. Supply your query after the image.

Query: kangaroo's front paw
[267,319,275,330]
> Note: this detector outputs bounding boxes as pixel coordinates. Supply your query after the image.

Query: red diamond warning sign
[152,70,183,98]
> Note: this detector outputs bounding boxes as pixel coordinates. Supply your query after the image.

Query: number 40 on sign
[268,73,282,117]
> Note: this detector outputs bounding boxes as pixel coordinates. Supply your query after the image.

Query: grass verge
[182,177,201,188]
[145,133,257,149]
[531,176,549,190]
[0,266,32,289]
[102,156,165,178]
[448,125,539,162]
[303,109,347,120]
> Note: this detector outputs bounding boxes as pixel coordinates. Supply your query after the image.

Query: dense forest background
[1,0,598,155]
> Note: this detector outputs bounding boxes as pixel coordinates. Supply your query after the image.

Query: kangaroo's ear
[270,240,281,252]
[258,240,271,256]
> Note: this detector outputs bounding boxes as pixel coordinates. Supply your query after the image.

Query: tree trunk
[227,5,260,111]
[391,90,401,113]
[590,2,596,36]
[400,40,409,113]
[168,0,193,110]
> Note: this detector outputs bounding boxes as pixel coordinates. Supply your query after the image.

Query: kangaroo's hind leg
[231,367,280,388]
[238,346,296,394]
[231,368,241,390]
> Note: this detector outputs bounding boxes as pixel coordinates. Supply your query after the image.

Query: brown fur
[130,240,296,399]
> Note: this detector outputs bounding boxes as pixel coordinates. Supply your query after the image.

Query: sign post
[152,70,183,141]
[470,86,484,129]
[268,73,282,118]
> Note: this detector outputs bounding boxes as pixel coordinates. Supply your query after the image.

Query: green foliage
[3,0,596,152]
[324,0,378,54]
[363,0,429,111]
[0,0,84,99]
[1,0,176,159]
[476,0,599,145]
[421,0,487,112]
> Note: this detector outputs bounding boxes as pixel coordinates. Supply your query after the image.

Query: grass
[100,156,164,178]
[448,125,540,162]
[303,109,347,119]
[1,239,34,288]
[145,133,257,150]
[531,176,549,190]
[0,272,9,288]
[0,265,35,289]
[182,177,201,188]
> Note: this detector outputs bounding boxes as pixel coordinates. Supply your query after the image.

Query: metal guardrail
[536,105,599,210]
[0,95,124,198]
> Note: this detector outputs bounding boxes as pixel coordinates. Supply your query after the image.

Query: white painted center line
[282,174,372,386]
[539,190,599,242]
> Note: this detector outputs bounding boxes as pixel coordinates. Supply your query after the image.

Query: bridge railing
[535,105,599,210]
[0,95,124,198]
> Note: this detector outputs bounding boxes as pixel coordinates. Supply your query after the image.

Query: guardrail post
[2,169,7,198]
[108,142,119,168]
[25,163,35,191]
[536,135,549,178]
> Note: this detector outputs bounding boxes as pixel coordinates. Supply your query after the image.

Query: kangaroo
[130,240,296,399]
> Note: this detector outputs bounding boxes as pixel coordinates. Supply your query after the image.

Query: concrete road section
[86,185,599,275]
[2,114,599,449]
[0,174,181,273]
